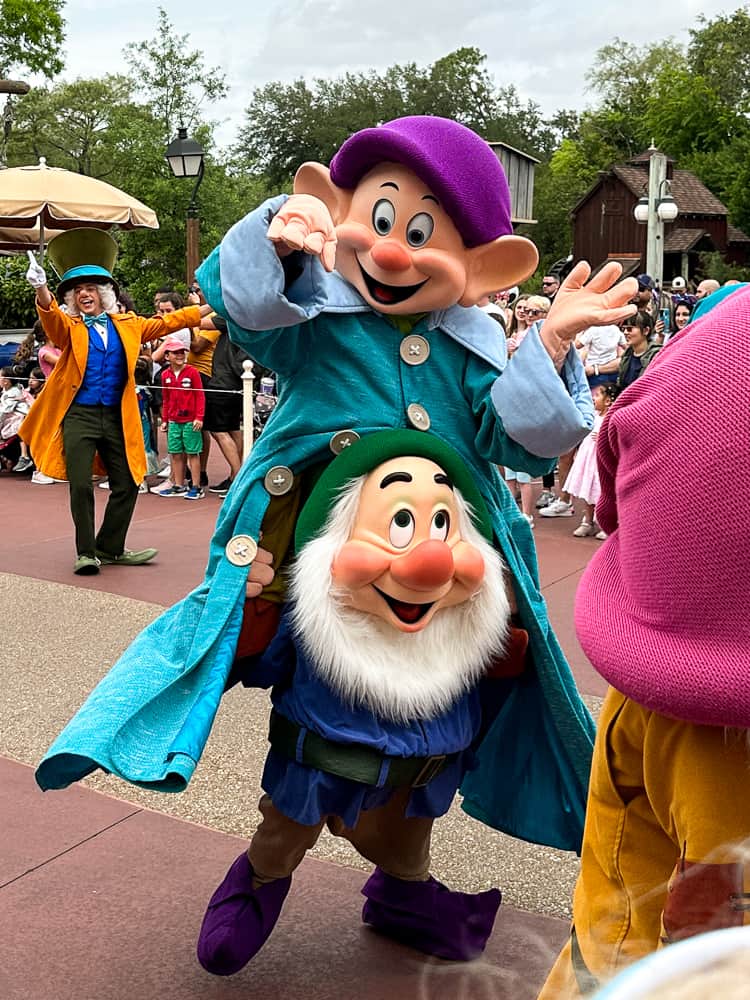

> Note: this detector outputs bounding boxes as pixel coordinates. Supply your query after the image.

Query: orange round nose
[369,240,411,272]
[389,540,454,592]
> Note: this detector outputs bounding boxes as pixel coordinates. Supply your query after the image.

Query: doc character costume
[195,430,522,972]
[36,118,637,966]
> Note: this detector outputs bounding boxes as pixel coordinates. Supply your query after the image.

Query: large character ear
[459,236,539,306]
[294,163,353,226]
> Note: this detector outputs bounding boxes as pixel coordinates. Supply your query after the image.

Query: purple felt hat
[329,116,512,248]
[575,285,750,727]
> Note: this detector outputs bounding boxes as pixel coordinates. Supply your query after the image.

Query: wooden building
[488,141,539,227]
[571,148,750,282]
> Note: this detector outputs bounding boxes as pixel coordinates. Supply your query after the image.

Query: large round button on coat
[400,335,430,365]
[264,466,294,495]
[329,430,360,454]
[225,535,258,567]
[406,403,431,430]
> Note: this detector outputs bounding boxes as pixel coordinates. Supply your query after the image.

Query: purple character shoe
[196,852,291,976]
[361,867,501,961]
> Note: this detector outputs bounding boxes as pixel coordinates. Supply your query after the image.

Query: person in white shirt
[576,323,626,389]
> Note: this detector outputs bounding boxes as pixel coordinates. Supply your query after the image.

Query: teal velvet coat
[36,196,595,853]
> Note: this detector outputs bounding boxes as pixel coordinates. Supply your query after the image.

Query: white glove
[25,250,47,289]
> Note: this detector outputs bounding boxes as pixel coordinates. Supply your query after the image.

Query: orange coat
[20,299,202,483]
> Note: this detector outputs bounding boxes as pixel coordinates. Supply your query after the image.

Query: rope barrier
[4,374,274,398]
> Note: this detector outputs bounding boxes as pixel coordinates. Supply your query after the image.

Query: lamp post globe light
[165,126,206,288]
[632,147,679,292]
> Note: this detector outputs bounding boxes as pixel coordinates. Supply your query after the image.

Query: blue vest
[75,317,127,406]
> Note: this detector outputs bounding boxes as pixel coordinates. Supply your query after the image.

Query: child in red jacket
[158,339,205,500]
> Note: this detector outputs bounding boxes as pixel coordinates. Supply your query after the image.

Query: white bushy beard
[288,477,510,723]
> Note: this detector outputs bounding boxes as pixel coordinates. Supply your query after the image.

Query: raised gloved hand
[25,250,48,289]
[267,194,338,272]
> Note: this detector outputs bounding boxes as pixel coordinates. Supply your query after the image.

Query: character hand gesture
[541,262,637,368]
[25,250,48,289]
[267,194,337,272]
[245,544,275,599]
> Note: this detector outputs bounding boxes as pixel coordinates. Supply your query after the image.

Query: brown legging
[248,787,433,884]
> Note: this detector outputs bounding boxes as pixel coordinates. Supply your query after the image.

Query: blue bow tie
[83,312,108,327]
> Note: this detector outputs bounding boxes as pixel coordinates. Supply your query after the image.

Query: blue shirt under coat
[74,317,127,406]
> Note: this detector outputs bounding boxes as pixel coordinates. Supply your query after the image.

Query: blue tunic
[247,613,479,827]
[36,196,596,852]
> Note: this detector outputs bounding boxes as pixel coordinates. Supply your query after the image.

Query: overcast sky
[56,0,736,148]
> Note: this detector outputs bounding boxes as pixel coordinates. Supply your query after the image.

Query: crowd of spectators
[2,283,276,498]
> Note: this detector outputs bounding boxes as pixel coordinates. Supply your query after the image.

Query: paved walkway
[1,467,601,999]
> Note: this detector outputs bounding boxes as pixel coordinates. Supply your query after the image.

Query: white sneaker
[157,464,172,478]
[535,489,556,509]
[138,481,149,493]
[151,480,174,494]
[573,518,595,537]
[595,529,608,541]
[520,512,535,529]
[539,498,574,518]
[31,470,55,485]
[98,479,110,490]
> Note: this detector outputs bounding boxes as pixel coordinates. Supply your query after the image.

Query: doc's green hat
[47,228,120,299]
[294,429,493,553]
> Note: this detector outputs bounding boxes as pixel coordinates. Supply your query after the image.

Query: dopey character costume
[36,118,634,955]
[539,287,750,998]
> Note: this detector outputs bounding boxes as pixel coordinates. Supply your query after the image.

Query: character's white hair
[63,281,118,317]
[289,476,510,723]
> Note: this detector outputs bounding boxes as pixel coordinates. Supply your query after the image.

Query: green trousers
[62,403,139,558]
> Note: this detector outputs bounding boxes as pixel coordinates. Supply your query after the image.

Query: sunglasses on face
[541,280,556,287]
[526,308,545,317]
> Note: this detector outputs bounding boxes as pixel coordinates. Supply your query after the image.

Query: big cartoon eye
[372,199,396,236]
[406,212,434,247]
[430,510,450,541]
[389,509,415,548]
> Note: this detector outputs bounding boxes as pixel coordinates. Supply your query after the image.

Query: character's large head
[289,430,510,721]
[294,116,539,315]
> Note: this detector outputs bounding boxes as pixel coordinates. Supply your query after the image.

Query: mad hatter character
[37,119,633,928]
[22,229,212,574]
[198,430,517,974]
[538,288,750,998]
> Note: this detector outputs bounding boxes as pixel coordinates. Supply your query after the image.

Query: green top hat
[294,429,493,553]
[47,228,120,299]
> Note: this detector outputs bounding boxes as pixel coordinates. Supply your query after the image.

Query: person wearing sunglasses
[617,311,661,391]
[507,295,549,355]
[541,274,560,300]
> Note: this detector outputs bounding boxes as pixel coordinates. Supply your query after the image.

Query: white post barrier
[241,359,255,460]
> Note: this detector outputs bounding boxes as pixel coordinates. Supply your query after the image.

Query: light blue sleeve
[490,324,594,458]
[211,194,331,331]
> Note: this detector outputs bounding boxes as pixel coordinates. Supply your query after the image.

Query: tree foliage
[0,0,65,79]
[123,6,228,144]
[235,48,551,185]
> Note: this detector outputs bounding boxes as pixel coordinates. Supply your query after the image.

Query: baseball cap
[671,276,686,290]
[162,338,187,353]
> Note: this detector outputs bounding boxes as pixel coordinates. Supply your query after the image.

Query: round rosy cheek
[452,544,485,592]
[331,541,391,589]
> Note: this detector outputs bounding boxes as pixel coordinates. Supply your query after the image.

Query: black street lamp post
[165,127,205,287]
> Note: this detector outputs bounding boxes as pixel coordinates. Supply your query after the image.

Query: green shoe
[74,555,101,575]
[95,547,158,566]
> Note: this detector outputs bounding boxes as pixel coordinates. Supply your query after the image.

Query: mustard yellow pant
[539,688,750,998]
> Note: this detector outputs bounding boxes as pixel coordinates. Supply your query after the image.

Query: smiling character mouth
[358,261,428,306]
[374,586,434,624]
